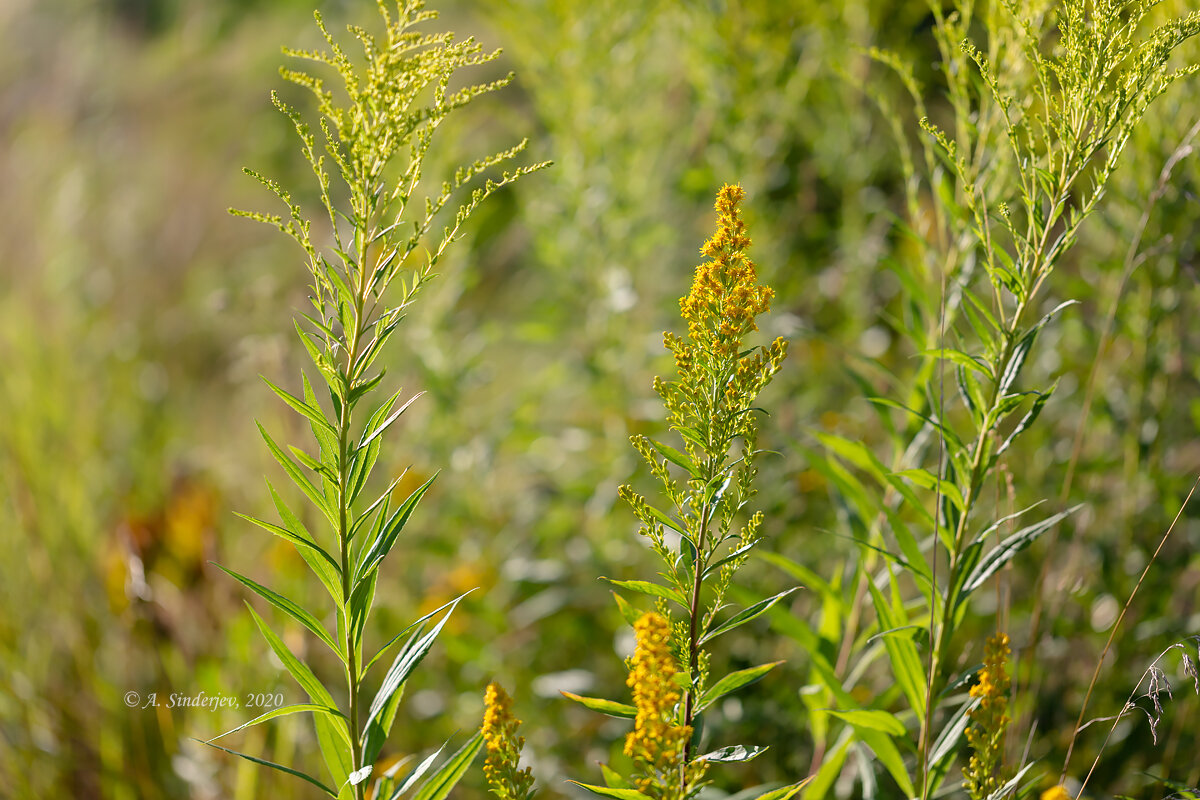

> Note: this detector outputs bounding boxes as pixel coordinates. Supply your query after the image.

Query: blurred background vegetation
[1,0,1198,798]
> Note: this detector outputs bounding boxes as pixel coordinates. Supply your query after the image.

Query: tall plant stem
[681,464,716,778]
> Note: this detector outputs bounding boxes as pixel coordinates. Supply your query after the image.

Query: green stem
[338,185,373,800]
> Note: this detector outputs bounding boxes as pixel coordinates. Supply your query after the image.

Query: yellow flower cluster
[482,682,535,800]
[680,185,774,360]
[659,184,787,451]
[964,632,1013,799]
[1041,786,1071,800]
[624,612,692,792]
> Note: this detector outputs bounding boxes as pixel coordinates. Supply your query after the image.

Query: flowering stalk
[206,3,546,799]
[482,683,535,800]
[568,185,798,800]
[624,612,704,800]
[963,632,1012,799]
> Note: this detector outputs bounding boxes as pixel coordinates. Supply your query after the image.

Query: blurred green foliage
[1,1,1198,798]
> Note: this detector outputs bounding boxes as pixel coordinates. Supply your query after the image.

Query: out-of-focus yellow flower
[1041,786,1072,800]
[964,632,1012,799]
[482,682,534,800]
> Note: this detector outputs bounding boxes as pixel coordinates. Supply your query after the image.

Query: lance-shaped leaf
[265,480,343,603]
[263,374,336,436]
[560,691,636,719]
[362,595,465,761]
[867,571,927,720]
[697,662,782,713]
[646,437,702,479]
[235,508,342,602]
[257,421,337,527]
[359,389,423,451]
[246,605,352,791]
[247,604,334,707]
[569,784,645,800]
[992,380,1057,462]
[699,745,767,763]
[205,703,346,744]
[378,743,442,800]
[927,693,978,783]
[218,564,342,659]
[364,594,470,675]
[824,709,905,737]
[748,779,811,800]
[700,587,798,645]
[197,739,337,797]
[602,578,688,607]
[410,732,484,800]
[960,505,1081,599]
[356,473,437,582]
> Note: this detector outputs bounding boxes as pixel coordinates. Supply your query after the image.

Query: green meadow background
[2,0,1199,798]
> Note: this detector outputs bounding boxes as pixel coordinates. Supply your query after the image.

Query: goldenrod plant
[564,185,796,800]
[794,0,1199,797]
[204,3,546,798]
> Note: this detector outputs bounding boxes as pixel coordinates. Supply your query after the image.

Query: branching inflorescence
[567,185,795,800]
[209,2,547,799]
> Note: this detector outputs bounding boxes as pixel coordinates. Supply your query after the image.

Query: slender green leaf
[568,783,646,800]
[601,764,633,790]
[700,588,798,645]
[266,480,343,603]
[234,511,340,575]
[753,780,811,800]
[993,381,1056,460]
[602,578,688,607]
[857,728,915,797]
[411,733,484,800]
[245,604,350,734]
[697,662,782,712]
[197,739,337,796]
[218,564,341,659]
[359,391,424,449]
[258,421,337,527]
[205,703,346,744]
[917,347,991,377]
[610,591,642,628]
[364,594,469,675]
[357,474,437,580]
[961,506,1081,596]
[824,709,905,737]
[383,745,443,800]
[866,575,926,720]
[893,468,966,512]
[646,437,702,479]
[699,745,767,763]
[263,375,336,436]
[560,692,637,719]
[928,694,977,771]
[364,595,465,738]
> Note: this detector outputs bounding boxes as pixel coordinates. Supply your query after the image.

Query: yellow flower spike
[481,682,535,800]
[680,184,775,361]
[1041,787,1072,800]
[624,612,705,799]
[963,632,1013,800]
